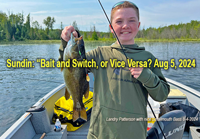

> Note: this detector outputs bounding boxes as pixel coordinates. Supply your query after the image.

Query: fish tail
[73,108,79,122]
[73,107,87,122]
[80,107,87,121]
[61,62,65,72]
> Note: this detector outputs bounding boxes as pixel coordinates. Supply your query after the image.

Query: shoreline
[135,38,200,42]
[0,38,200,45]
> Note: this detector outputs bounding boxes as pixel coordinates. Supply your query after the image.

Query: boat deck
[1,76,200,139]
[66,81,193,139]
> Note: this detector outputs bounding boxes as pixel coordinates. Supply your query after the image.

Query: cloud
[140,0,200,28]
[0,1,56,7]
[31,11,48,14]
[69,0,95,4]
[1,0,199,32]
[30,13,108,31]
[31,10,68,15]
[0,1,59,15]
[53,14,109,31]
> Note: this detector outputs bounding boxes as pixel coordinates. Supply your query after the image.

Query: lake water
[0,41,200,136]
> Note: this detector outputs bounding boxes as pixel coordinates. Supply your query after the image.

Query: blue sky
[0,0,199,32]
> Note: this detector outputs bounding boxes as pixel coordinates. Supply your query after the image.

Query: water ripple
[0,42,200,136]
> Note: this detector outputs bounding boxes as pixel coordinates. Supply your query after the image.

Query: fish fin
[84,83,89,99]
[61,62,65,72]
[86,74,90,82]
[80,108,87,121]
[73,108,79,122]
[65,88,70,100]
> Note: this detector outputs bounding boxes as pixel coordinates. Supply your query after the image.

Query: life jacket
[52,91,93,131]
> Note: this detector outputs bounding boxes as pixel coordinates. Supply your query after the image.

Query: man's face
[111,8,140,45]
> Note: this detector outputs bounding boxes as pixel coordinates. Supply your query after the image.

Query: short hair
[110,1,139,24]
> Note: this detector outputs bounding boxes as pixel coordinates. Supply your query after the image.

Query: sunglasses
[112,1,138,10]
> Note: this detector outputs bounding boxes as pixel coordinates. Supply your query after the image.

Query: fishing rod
[97,0,128,60]
[97,1,166,139]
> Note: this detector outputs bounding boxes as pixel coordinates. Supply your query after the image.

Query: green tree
[0,12,7,40]
[20,12,25,40]
[109,32,114,39]
[194,24,200,38]
[83,32,88,40]
[4,19,12,41]
[49,29,60,40]
[43,16,55,34]
[39,29,48,40]
[24,14,30,39]
[32,21,40,39]
[61,22,63,30]
[91,25,98,40]
[50,17,55,30]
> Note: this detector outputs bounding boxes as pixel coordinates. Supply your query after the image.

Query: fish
[62,33,89,122]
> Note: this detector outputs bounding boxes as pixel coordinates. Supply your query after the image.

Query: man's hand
[61,26,78,42]
[129,67,143,79]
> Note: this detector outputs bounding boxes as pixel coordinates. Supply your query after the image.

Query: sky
[0,0,199,32]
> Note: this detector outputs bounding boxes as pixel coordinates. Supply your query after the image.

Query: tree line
[0,12,60,41]
[136,20,200,39]
[0,12,200,42]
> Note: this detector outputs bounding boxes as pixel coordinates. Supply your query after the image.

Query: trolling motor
[147,110,186,139]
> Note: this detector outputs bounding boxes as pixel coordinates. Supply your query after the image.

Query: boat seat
[162,87,187,104]
[168,88,187,99]
[7,107,67,139]
[27,106,67,139]
[189,126,200,139]
[32,125,67,139]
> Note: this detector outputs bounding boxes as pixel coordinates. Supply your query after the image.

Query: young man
[59,1,170,139]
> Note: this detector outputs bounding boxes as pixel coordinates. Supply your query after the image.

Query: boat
[1,73,200,139]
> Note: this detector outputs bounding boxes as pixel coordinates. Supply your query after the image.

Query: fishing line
[97,1,166,139]
[97,0,128,59]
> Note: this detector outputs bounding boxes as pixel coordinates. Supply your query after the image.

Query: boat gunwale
[33,83,65,107]
[166,78,200,99]
[1,113,32,139]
